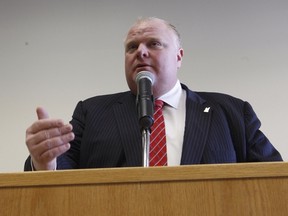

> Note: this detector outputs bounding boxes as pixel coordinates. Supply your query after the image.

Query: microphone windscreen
[135,71,155,85]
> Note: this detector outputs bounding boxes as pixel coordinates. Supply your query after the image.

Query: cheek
[159,54,177,69]
[124,58,137,94]
[124,55,129,70]
[125,56,133,77]
[126,73,137,94]
[125,54,135,72]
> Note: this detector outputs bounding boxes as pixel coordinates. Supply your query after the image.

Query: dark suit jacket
[24,84,282,170]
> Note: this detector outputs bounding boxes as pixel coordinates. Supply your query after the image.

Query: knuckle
[57,127,63,135]
[44,130,50,139]
[44,139,52,149]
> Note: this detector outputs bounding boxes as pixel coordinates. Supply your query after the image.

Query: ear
[177,48,184,68]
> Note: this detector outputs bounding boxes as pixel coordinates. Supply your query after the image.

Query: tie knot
[154,100,164,109]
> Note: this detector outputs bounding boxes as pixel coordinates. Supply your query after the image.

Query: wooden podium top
[1,162,287,188]
[1,162,288,216]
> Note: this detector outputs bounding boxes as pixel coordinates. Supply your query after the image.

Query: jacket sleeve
[244,101,282,161]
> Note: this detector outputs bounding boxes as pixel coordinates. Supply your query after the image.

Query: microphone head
[135,71,155,130]
[135,71,155,85]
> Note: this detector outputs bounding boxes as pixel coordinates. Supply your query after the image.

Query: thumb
[36,107,50,120]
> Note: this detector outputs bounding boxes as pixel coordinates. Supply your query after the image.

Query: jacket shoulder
[195,91,245,107]
[72,91,135,117]
[83,91,133,104]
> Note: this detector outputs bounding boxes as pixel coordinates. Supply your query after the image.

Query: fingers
[30,132,74,164]
[27,118,65,135]
[26,107,75,170]
[36,107,49,120]
[31,107,64,135]
[27,123,73,145]
[27,125,74,168]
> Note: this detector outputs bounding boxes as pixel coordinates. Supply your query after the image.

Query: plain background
[0,0,287,172]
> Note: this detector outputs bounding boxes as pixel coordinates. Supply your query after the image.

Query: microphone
[135,71,155,130]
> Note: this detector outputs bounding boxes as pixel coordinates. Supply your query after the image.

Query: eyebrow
[125,36,163,44]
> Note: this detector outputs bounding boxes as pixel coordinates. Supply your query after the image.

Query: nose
[137,44,149,58]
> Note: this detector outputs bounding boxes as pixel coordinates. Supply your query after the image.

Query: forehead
[125,20,174,42]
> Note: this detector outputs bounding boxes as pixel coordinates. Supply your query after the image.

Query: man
[24,17,282,171]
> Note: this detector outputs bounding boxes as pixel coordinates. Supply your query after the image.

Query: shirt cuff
[30,158,57,171]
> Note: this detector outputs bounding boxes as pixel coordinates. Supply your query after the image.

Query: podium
[1,162,288,216]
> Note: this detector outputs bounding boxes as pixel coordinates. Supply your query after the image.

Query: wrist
[30,158,57,171]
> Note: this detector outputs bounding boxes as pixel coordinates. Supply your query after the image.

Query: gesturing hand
[25,107,74,170]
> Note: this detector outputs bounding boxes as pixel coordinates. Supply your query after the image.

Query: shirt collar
[157,80,182,109]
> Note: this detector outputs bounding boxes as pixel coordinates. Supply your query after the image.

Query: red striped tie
[149,100,167,166]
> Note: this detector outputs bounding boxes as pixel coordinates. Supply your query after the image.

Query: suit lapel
[180,87,212,164]
[111,87,212,166]
[113,93,143,166]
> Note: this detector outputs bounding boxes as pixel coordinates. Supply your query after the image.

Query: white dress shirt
[157,80,186,166]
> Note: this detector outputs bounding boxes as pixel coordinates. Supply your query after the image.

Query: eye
[149,40,163,49]
[125,43,138,52]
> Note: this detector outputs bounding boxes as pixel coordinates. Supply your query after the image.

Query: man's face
[124,20,183,97]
